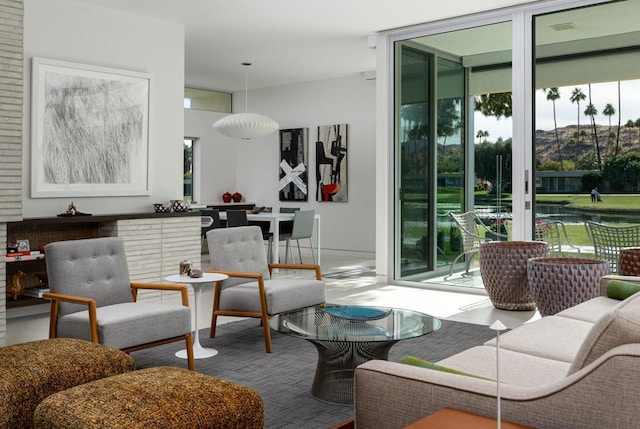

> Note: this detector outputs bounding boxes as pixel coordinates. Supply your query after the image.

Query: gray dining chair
[278,210,316,264]
[206,225,325,352]
[43,237,195,370]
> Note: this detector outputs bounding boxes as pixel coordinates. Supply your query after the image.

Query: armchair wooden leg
[210,311,218,338]
[185,333,195,371]
[262,314,272,353]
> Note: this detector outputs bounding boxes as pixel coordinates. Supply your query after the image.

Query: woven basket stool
[0,338,136,429]
[33,366,264,429]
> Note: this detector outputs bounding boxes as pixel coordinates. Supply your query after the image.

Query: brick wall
[0,0,23,345]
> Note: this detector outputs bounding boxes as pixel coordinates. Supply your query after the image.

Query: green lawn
[536,194,640,211]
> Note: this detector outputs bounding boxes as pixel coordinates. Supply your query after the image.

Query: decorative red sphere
[222,192,232,203]
[232,192,242,203]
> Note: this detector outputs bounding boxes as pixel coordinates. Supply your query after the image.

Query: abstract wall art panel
[31,57,150,197]
[279,128,308,201]
[316,124,347,202]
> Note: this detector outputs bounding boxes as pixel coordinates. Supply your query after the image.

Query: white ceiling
[70,0,537,92]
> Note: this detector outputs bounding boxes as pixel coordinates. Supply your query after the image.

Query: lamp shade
[213,112,279,140]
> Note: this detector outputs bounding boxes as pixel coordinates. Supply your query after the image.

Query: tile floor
[5,249,539,346]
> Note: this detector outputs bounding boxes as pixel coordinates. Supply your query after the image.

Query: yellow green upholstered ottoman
[33,366,264,429]
[0,338,136,429]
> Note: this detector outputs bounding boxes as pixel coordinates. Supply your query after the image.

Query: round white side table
[165,272,228,359]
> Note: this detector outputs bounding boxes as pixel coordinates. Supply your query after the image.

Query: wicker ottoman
[0,338,136,429]
[34,366,264,429]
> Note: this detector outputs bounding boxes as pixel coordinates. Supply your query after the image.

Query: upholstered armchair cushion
[208,225,271,288]
[57,302,192,350]
[218,278,326,314]
[45,237,134,316]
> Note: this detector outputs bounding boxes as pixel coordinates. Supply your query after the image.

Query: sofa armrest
[355,345,640,429]
[599,274,640,296]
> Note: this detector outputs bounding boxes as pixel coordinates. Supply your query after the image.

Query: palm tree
[603,103,616,157]
[546,87,564,170]
[626,119,635,144]
[476,130,484,144]
[570,87,586,149]
[635,118,640,145]
[616,81,621,158]
[585,102,601,170]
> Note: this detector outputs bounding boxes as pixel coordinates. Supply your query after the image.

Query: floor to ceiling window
[393,21,513,282]
[387,0,636,286]
[533,1,640,252]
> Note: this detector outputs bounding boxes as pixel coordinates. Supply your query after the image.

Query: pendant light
[213,62,279,140]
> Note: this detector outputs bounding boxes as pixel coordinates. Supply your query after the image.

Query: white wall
[233,74,376,253]
[22,0,185,217]
[184,109,238,203]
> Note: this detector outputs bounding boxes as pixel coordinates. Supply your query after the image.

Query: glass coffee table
[269,305,441,404]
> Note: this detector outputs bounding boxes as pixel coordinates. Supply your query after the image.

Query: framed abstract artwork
[279,128,308,201]
[30,57,150,197]
[316,124,348,202]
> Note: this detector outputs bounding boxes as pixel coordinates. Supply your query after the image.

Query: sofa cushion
[437,345,571,386]
[555,296,620,323]
[399,356,493,380]
[568,292,640,374]
[606,279,640,300]
[484,316,593,362]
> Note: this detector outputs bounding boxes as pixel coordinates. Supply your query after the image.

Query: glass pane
[396,46,433,278]
[184,139,193,200]
[534,0,640,259]
[394,21,512,283]
[436,57,464,269]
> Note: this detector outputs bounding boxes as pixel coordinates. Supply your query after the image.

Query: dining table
[218,211,321,265]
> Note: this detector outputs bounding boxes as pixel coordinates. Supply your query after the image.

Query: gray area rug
[132,317,497,429]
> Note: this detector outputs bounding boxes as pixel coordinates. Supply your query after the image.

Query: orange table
[404,408,532,429]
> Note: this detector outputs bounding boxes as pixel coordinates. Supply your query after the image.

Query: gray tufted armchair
[207,226,325,353]
[43,237,195,370]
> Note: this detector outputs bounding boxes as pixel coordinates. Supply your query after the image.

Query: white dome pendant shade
[213,112,279,139]
[213,62,279,140]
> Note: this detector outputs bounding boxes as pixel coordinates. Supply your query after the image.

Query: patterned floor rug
[132,317,497,429]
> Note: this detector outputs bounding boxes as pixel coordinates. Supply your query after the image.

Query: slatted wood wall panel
[0,0,23,346]
[116,217,200,303]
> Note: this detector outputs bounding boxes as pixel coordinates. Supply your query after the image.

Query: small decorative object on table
[153,203,171,213]
[58,201,91,217]
[232,192,243,202]
[188,268,203,278]
[170,199,190,212]
[222,192,233,203]
[179,260,192,276]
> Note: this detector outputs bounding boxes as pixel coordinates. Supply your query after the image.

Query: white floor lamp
[490,319,507,429]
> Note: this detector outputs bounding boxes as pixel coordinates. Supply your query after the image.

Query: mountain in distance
[535,124,640,165]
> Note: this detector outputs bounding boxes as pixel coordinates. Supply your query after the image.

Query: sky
[474,79,640,142]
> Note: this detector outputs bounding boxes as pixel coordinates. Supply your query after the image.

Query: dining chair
[278,210,316,264]
[279,207,299,235]
[449,211,507,276]
[201,209,222,244]
[206,226,325,352]
[43,237,195,370]
[226,210,248,227]
[585,221,640,273]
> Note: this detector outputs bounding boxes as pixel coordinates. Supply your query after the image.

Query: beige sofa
[354,275,640,428]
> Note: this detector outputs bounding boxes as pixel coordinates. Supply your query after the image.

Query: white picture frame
[16,239,30,252]
[31,57,150,198]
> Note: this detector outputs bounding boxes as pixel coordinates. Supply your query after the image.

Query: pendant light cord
[242,62,251,113]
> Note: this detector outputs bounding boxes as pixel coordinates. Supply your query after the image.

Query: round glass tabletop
[269,304,440,342]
